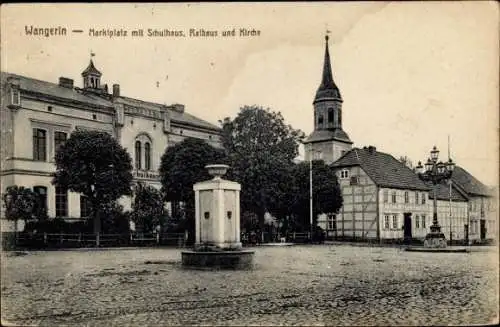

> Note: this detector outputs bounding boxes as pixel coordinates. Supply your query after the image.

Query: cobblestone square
[1,245,498,326]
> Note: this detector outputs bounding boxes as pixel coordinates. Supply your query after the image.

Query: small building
[449,166,497,243]
[326,146,430,242]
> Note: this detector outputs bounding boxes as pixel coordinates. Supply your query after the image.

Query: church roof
[303,128,352,144]
[314,35,342,104]
[332,146,430,191]
[1,72,112,108]
[81,60,102,77]
[450,165,491,197]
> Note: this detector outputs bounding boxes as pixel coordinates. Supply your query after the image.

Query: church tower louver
[303,34,353,164]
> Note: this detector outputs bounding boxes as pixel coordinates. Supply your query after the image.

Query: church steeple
[303,34,352,165]
[314,35,342,104]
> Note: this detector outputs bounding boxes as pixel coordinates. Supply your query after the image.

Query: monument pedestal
[181,164,254,269]
[424,223,447,248]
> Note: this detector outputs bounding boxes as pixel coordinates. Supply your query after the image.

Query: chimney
[368,146,376,153]
[58,77,74,88]
[172,103,185,113]
[113,84,120,97]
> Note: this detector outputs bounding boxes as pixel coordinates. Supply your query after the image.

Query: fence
[8,232,189,249]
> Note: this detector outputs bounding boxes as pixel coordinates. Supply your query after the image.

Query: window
[47,106,53,112]
[383,190,388,203]
[392,214,398,229]
[33,128,47,161]
[145,142,151,170]
[135,141,142,170]
[328,108,334,123]
[391,192,397,204]
[422,193,426,204]
[11,88,20,105]
[421,214,426,228]
[92,114,97,120]
[349,176,359,185]
[80,195,92,218]
[384,215,390,230]
[318,115,324,127]
[327,214,337,231]
[340,169,349,179]
[55,186,68,217]
[338,110,342,125]
[404,191,409,204]
[415,192,419,205]
[54,131,67,153]
[415,215,420,228]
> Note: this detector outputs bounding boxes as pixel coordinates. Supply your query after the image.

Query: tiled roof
[2,72,221,132]
[332,146,430,191]
[451,165,491,197]
[303,128,352,144]
[1,72,113,108]
[118,96,220,131]
[426,181,468,201]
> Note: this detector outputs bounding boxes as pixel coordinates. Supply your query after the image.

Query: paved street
[1,245,498,326]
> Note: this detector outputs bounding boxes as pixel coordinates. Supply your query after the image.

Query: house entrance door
[403,213,412,244]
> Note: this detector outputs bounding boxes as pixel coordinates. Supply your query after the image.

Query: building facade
[1,60,222,232]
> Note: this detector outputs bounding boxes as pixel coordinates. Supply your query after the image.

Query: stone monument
[181,164,254,269]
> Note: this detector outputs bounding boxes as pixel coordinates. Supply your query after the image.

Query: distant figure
[280,237,286,243]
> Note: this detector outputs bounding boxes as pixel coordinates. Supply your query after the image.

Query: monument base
[424,232,447,248]
[181,249,254,270]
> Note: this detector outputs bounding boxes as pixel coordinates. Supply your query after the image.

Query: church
[0,60,222,232]
[305,35,497,244]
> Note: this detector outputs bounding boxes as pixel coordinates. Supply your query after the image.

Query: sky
[1,2,498,186]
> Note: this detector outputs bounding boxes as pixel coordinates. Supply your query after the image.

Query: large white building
[306,35,497,243]
[1,60,222,231]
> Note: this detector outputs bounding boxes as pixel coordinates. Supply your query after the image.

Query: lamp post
[309,146,322,242]
[416,146,455,248]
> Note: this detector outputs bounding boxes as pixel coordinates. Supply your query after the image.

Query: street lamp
[416,146,455,248]
[309,146,322,242]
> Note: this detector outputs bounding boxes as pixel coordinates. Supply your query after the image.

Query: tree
[131,183,166,234]
[2,185,36,233]
[159,138,225,242]
[399,156,414,170]
[220,105,305,240]
[52,130,133,243]
[288,160,343,229]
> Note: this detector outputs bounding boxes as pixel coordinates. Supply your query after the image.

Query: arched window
[338,110,342,126]
[328,108,334,123]
[145,142,151,171]
[135,141,142,170]
[318,115,324,127]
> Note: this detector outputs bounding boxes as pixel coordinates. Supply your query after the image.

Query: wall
[379,188,429,240]
[335,166,378,240]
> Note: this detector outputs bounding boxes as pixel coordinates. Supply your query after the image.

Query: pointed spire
[314,34,341,103]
